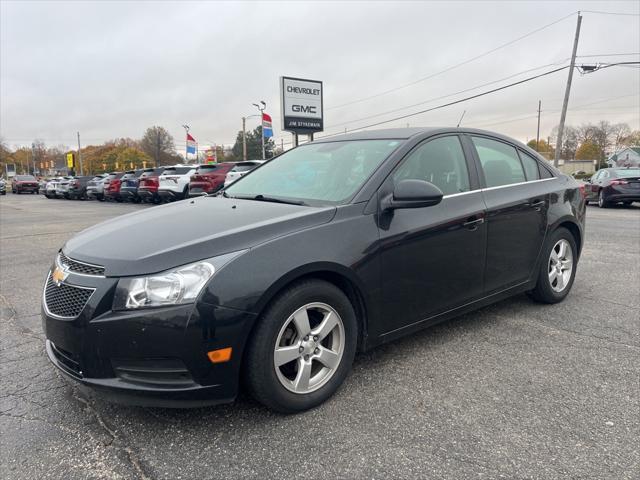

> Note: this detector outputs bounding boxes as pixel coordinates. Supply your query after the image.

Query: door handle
[463,217,484,230]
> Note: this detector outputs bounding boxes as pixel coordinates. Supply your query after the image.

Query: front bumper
[42,271,257,407]
[119,187,139,201]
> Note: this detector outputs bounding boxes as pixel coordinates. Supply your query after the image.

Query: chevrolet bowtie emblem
[52,266,68,286]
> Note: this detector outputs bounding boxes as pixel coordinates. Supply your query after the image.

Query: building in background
[607,147,640,168]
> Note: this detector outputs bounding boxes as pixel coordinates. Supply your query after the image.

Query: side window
[471,137,526,188]
[518,151,540,181]
[539,163,554,179]
[392,136,470,195]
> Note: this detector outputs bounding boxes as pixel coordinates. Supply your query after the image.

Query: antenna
[456,110,466,128]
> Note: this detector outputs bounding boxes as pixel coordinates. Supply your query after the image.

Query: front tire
[529,227,577,304]
[244,279,358,413]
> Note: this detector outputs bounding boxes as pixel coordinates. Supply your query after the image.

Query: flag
[262,113,273,138]
[186,133,197,155]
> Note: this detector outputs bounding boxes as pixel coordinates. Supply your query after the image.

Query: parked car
[158,165,197,201]
[67,176,94,200]
[12,174,39,194]
[188,163,235,197]
[54,177,73,198]
[86,174,109,201]
[137,167,165,204]
[119,169,146,203]
[38,179,47,195]
[0,178,6,195]
[223,160,265,187]
[42,127,585,413]
[103,172,126,202]
[45,177,62,198]
[585,167,640,207]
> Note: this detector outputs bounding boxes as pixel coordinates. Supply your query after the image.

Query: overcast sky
[1,0,638,153]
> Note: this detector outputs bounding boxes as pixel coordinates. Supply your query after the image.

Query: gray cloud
[1,0,638,152]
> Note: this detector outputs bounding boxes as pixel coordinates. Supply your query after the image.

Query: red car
[11,175,39,194]
[137,167,166,203]
[188,163,235,197]
[103,172,126,202]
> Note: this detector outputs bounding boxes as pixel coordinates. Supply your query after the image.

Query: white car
[158,165,198,201]
[224,160,265,187]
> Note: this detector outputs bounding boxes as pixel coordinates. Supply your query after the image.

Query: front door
[377,135,487,337]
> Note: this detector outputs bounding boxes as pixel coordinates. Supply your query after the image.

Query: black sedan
[585,167,640,207]
[42,128,586,412]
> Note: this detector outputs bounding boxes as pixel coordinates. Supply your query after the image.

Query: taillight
[610,180,628,186]
[578,184,587,198]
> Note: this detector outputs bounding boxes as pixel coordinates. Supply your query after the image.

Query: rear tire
[598,190,609,208]
[528,227,577,304]
[244,279,358,413]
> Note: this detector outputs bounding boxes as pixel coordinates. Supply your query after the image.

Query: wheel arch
[553,217,583,258]
[251,262,370,352]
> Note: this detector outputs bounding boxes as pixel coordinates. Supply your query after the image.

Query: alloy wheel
[273,302,345,394]
[548,239,573,293]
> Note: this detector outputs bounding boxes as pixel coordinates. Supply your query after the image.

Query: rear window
[162,167,192,175]
[614,168,640,178]
[231,164,256,173]
[197,165,221,173]
[16,175,36,181]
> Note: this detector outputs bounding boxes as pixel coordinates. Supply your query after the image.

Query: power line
[323,61,571,132]
[326,11,578,111]
[581,10,640,17]
[315,65,570,140]
[577,53,640,58]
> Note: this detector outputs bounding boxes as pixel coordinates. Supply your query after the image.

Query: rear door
[467,135,549,294]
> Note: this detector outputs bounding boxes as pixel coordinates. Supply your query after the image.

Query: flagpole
[182,124,190,163]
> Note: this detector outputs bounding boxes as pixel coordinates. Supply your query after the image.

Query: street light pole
[242,117,247,161]
[77,131,84,175]
[253,101,266,160]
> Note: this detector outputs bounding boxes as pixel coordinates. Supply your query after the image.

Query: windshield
[16,175,36,181]
[225,140,401,205]
[614,168,640,178]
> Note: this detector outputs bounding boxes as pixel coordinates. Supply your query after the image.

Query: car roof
[311,127,531,148]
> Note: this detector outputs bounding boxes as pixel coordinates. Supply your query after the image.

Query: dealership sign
[280,76,323,134]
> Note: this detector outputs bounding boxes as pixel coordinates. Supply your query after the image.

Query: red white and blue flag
[186,133,197,155]
[262,113,273,138]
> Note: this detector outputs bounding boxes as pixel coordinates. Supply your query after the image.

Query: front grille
[58,251,105,276]
[49,341,83,378]
[44,274,94,318]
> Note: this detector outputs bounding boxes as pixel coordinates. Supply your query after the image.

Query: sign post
[280,76,323,144]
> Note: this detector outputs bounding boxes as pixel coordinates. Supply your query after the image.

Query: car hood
[63,196,336,276]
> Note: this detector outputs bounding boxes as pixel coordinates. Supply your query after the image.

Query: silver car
[224,160,265,187]
[86,174,109,201]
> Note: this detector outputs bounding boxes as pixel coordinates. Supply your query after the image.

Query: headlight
[112,251,245,310]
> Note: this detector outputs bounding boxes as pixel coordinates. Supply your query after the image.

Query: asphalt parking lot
[1,193,638,480]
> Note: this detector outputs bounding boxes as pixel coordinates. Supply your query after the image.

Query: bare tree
[140,126,176,167]
[610,123,631,153]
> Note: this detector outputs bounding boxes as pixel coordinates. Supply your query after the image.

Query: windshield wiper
[230,194,307,206]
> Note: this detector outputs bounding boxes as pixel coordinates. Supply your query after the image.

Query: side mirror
[383,179,444,210]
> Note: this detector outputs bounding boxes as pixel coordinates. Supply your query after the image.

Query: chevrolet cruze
[42,128,586,412]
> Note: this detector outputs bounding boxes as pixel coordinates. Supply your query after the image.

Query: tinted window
[472,137,526,188]
[519,151,540,181]
[393,136,470,195]
[16,175,36,181]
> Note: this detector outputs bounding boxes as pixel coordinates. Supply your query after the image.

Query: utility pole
[554,12,582,167]
[242,117,247,161]
[536,101,541,151]
[31,143,35,175]
[77,131,84,175]
[155,130,161,168]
